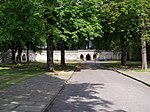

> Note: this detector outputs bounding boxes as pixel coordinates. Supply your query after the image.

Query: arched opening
[86,54,91,60]
[22,54,26,61]
[80,54,84,60]
[93,53,97,60]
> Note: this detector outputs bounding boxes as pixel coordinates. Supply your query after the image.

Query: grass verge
[0,62,46,90]
[0,61,80,90]
[100,61,150,71]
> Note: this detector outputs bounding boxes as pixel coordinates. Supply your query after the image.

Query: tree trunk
[141,19,147,70]
[17,45,22,63]
[11,49,16,63]
[47,32,54,71]
[27,45,29,63]
[11,42,17,63]
[61,40,65,67]
[121,36,127,66]
[127,52,130,61]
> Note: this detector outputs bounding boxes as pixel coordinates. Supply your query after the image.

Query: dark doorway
[80,54,84,60]
[86,54,91,60]
[93,54,97,60]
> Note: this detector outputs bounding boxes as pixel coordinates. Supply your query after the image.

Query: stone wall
[0,50,122,63]
[0,50,12,62]
[21,50,121,62]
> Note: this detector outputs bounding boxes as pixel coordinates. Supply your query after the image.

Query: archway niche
[22,54,26,61]
[93,53,97,60]
[86,54,91,60]
[80,54,84,60]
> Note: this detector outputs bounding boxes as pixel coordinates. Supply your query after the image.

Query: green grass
[0,62,46,90]
[100,61,150,71]
[0,61,80,90]
[100,61,121,68]
[54,60,80,71]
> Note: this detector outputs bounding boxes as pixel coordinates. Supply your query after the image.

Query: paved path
[0,71,73,112]
[48,62,150,112]
[0,61,150,112]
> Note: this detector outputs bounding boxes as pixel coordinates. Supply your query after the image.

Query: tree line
[0,0,150,70]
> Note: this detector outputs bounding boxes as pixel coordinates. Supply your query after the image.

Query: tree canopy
[0,0,45,63]
[0,0,150,69]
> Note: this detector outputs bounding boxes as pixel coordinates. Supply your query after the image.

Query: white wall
[21,50,121,62]
[0,50,122,63]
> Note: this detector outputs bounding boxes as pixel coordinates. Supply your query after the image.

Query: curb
[99,65,150,87]
[42,71,74,112]
[114,69,150,87]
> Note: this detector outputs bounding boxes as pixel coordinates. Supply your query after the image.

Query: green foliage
[0,0,45,52]
[0,0,150,61]
[94,0,150,52]
[49,0,103,49]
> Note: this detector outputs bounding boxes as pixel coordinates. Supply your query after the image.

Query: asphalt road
[48,62,150,112]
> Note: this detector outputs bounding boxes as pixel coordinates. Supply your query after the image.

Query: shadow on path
[0,75,65,112]
[47,61,128,112]
[49,82,127,112]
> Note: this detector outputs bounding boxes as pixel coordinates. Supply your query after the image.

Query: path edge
[112,69,150,87]
[41,71,74,112]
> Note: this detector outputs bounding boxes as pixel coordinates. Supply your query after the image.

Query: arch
[80,54,84,60]
[93,53,97,60]
[22,54,26,61]
[86,54,91,60]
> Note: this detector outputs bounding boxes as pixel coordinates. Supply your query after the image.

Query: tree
[97,0,129,65]
[139,0,150,70]
[0,0,45,63]
[96,0,150,68]
[42,0,57,71]
[125,0,150,69]
[52,0,102,67]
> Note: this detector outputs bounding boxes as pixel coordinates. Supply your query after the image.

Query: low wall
[21,50,121,62]
[0,50,122,63]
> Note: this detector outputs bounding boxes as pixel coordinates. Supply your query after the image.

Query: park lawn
[54,60,80,71]
[0,62,46,90]
[100,61,150,71]
[0,61,80,90]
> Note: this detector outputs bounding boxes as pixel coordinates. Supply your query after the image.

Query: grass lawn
[100,60,150,71]
[0,62,46,90]
[54,60,80,71]
[0,61,80,90]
